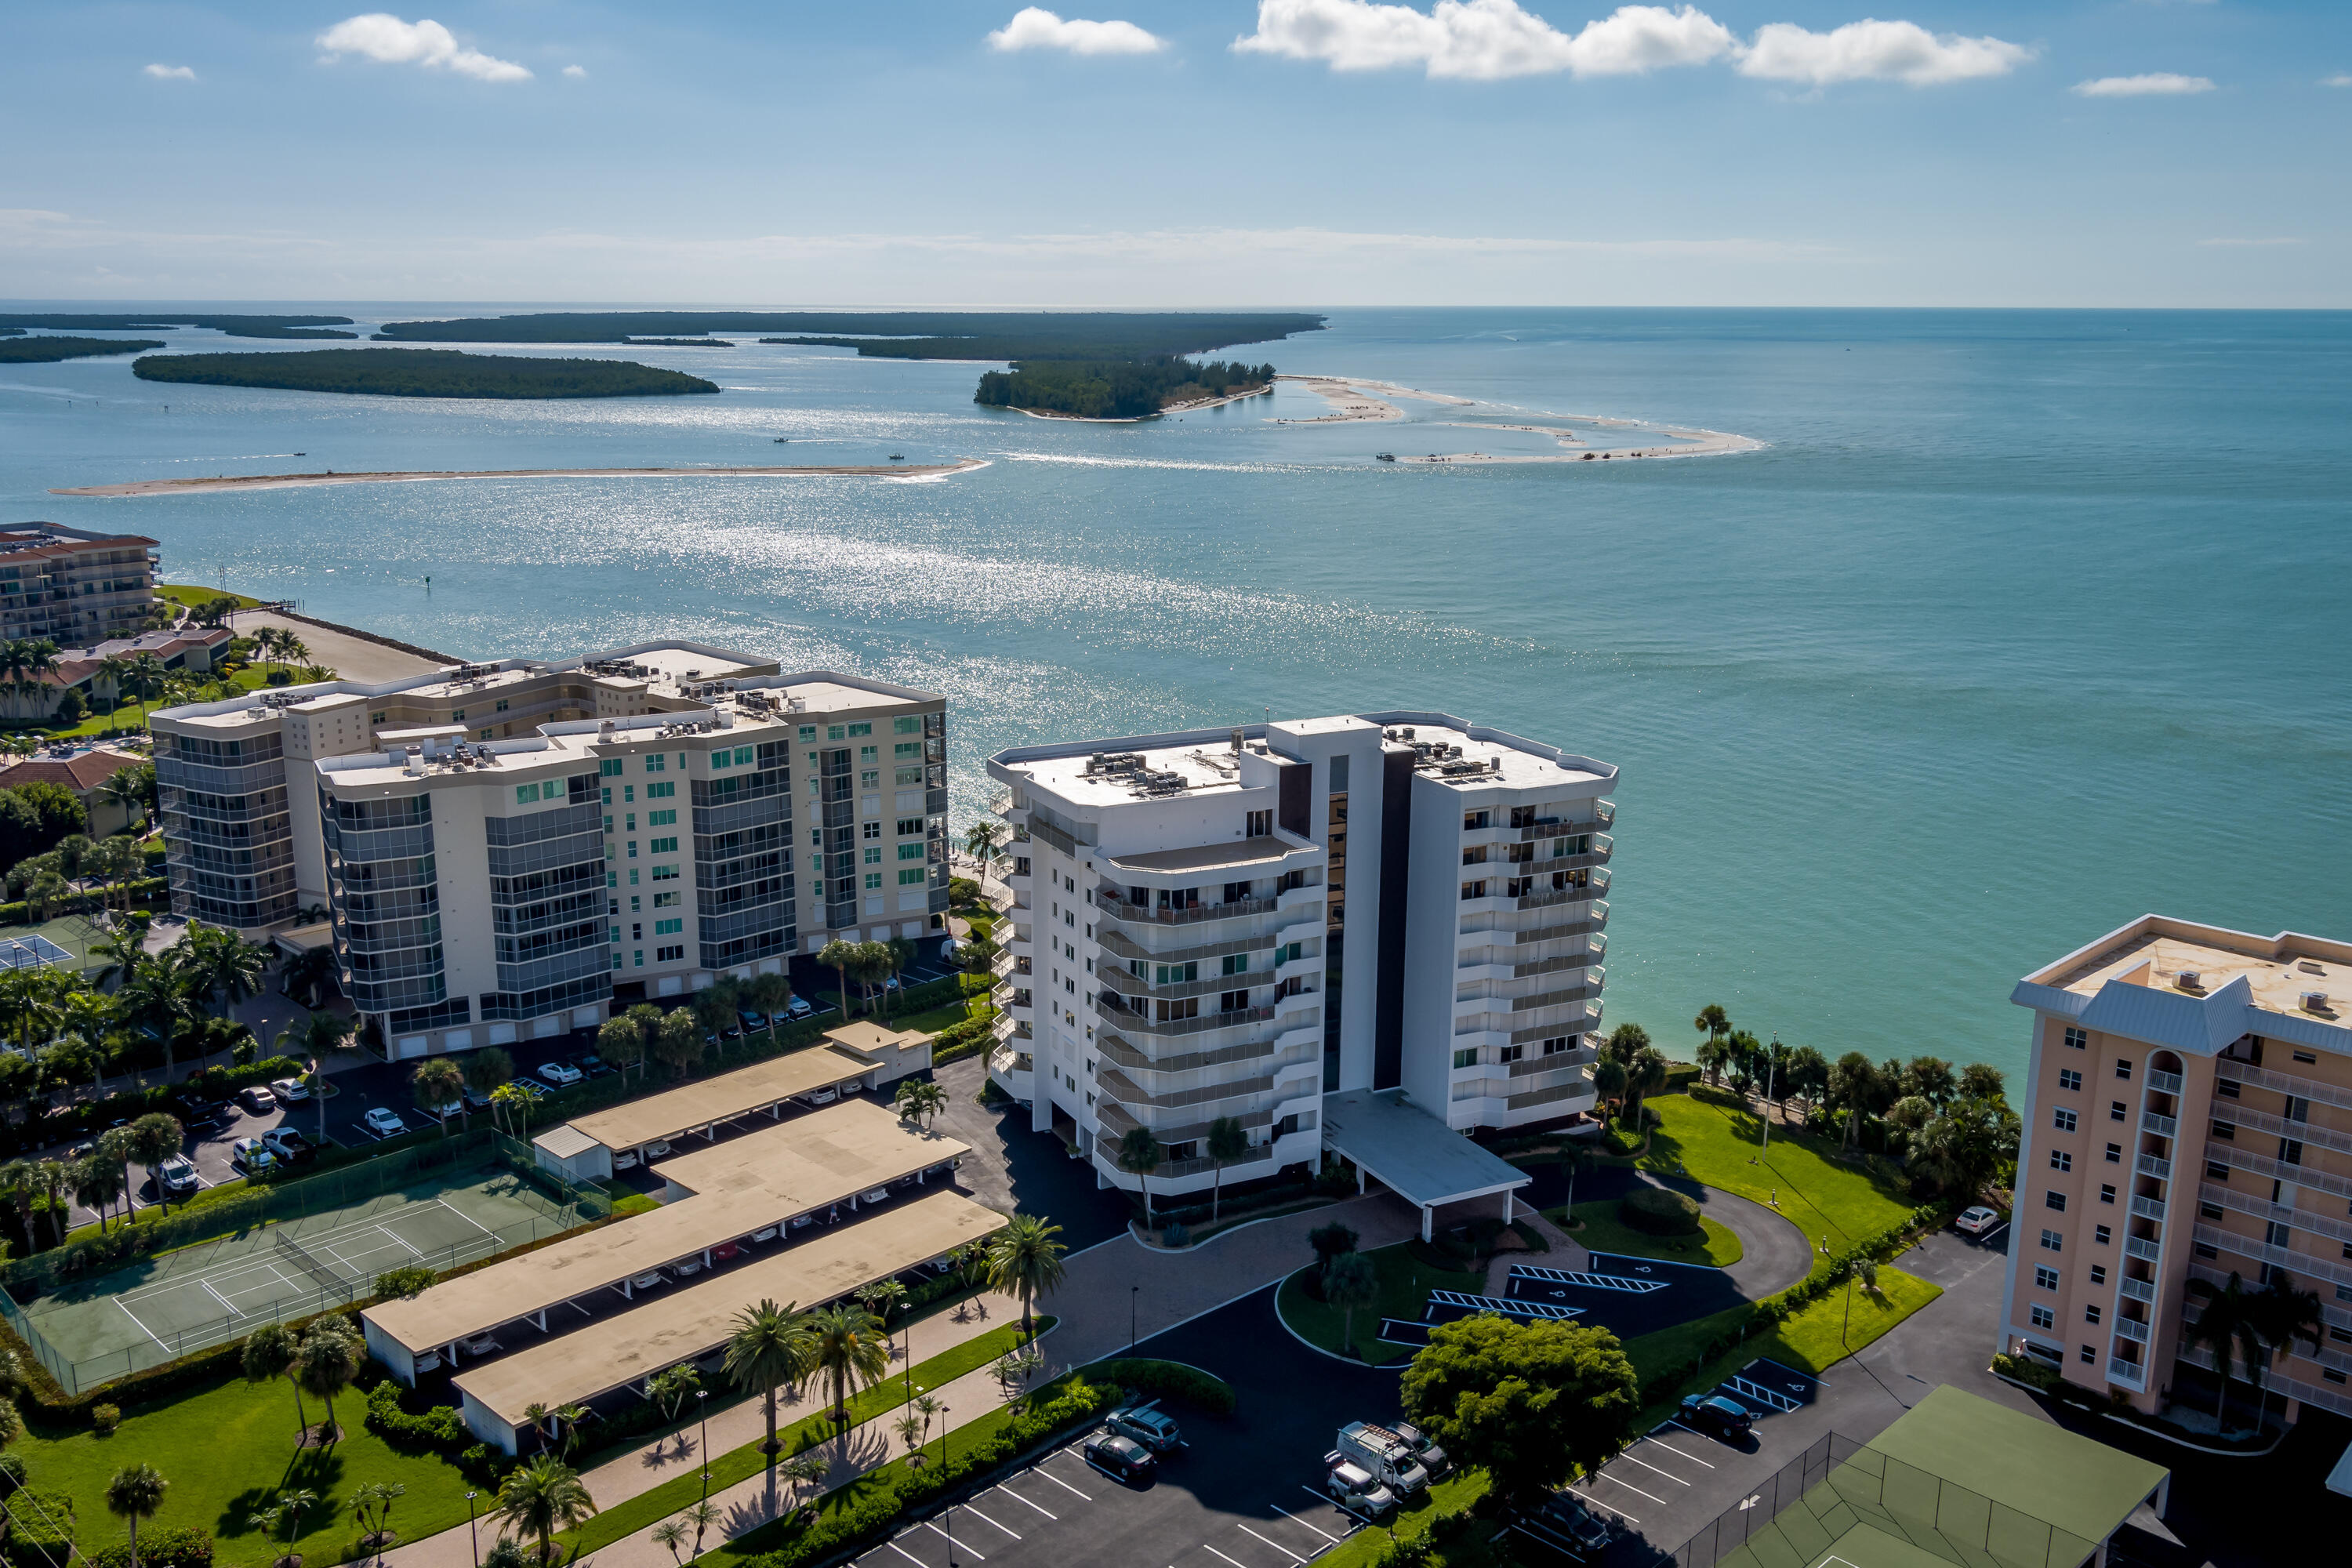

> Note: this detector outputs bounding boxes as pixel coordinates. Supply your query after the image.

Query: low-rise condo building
[152,643,949,1055]
[985,713,1614,1207]
[0,522,158,647]
[2002,915,2352,1422]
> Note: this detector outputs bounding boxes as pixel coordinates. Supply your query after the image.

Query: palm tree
[128,1112,183,1213]
[1117,1125,1164,1219]
[554,1405,590,1461]
[182,924,271,1039]
[122,652,168,728]
[985,1212,1066,1337]
[681,1499,719,1560]
[0,1161,36,1256]
[413,1058,466,1134]
[964,820,1004,882]
[107,1464,169,1568]
[71,1152,123,1234]
[1693,1003,1730,1060]
[241,1321,309,1444]
[301,1008,357,1145]
[279,946,338,1009]
[95,654,140,728]
[34,1159,69,1250]
[115,954,190,1080]
[645,1364,702,1457]
[1623,1045,1671,1133]
[349,1480,405,1563]
[1204,1116,1249,1224]
[1323,1250,1379,1359]
[650,1519,688,1566]
[723,1298,813,1461]
[1556,1138,1592,1225]
[880,939,913,1019]
[294,1318,361,1440]
[465,1045,515,1114]
[595,1015,645,1083]
[2183,1272,2268,1433]
[1592,1056,1629,1123]
[806,1303,891,1425]
[492,1455,596,1566]
[99,1123,140,1221]
[747,971,795,1043]
[892,1077,947,1130]
[817,938,857,1018]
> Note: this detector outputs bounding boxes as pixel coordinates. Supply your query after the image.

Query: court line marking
[962,1504,1019,1540]
[1569,1486,1636,1523]
[114,1298,169,1350]
[1613,1452,1690,1485]
[993,1486,1056,1520]
[917,1519,980,1558]
[1239,1523,1308,1563]
[198,1279,244,1319]
[1268,1504,1341,1543]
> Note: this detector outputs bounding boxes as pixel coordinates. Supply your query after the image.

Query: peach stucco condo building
[2002,915,2352,1423]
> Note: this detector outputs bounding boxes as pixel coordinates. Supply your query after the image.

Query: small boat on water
[773,437,789,443]
[1374,452,1396,462]
[888,454,905,461]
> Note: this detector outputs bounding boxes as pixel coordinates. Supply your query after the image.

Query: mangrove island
[130,349,721,400]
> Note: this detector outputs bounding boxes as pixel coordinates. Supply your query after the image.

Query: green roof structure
[1715,1388,2169,1568]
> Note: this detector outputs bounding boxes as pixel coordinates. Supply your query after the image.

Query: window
[1246,808,1272,838]
[648,809,675,826]
[1461,880,1486,901]
[2106,1143,2122,1163]
[633,949,644,967]
[2053,1108,2078,1132]
[1454,1049,1477,1069]
[2207,1160,2230,1180]
[649,837,677,854]
[713,750,732,771]
[646,753,666,771]
[2100,1185,2116,1204]
[826,724,844,740]
[2281,1138,2305,1167]
[2114,1059,2132,1080]
[2034,1265,2060,1290]
[1219,953,1250,976]
[847,723,870,737]
[2079,1345,2096,1365]
[655,917,682,935]
[2110,1101,2127,1122]
[898,868,924,885]
[861,745,878,762]
[2045,1191,2067,1213]
[624,785,635,802]
[1464,809,1490,830]
[2058,1069,2082,1091]
[2194,1242,2218,1260]
[2294,1049,2319,1065]
[863,847,882,866]
[647,781,675,798]
[897,818,924,837]
[653,891,679,908]
[2041,1229,2063,1253]
[865,873,883,890]
[863,770,883,788]
[657,943,684,962]
[895,716,920,734]
[650,864,677,880]
[2089,1265,2107,1286]
[1156,962,1198,984]
[896,767,922,786]
[2199,1202,2226,1221]
[601,758,622,777]
[1500,1044,1525,1063]
[2030,1305,2055,1330]
[2095,1225,2112,1245]
[895,742,920,758]
[2216,1078,2240,1098]
[2063,1026,2087,1050]
[2085,1305,2101,1325]
[2212,1120,2236,1140]
[800,724,817,740]
[1218,988,1250,1013]
[2050,1149,2072,1172]
[898,842,925,861]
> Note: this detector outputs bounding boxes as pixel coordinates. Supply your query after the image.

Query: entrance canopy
[1321,1088,1530,1240]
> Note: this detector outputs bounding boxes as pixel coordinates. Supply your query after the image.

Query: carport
[360,1098,967,1384]
[1320,1087,1530,1242]
[451,1186,1006,1453]
[561,1041,884,1178]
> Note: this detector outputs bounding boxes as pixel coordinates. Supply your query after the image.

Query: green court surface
[21,1168,574,1381]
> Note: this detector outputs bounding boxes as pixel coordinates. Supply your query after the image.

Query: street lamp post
[1757,1033,1780,1163]
[698,1390,711,1499]
[465,1491,479,1568]
[1130,1283,1138,1350]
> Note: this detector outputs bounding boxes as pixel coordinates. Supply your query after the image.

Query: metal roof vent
[2176,970,2202,991]
[2303,990,2331,1013]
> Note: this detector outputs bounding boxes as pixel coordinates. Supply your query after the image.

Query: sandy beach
[52,459,987,497]
[1011,383,1274,423]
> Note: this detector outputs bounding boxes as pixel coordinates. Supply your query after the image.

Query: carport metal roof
[568,1042,878,1152]
[364,1099,967,1356]
[452,1187,1004,1428]
[1319,1088,1530,1210]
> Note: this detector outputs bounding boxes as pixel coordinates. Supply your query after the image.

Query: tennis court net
[274,1228,355,1301]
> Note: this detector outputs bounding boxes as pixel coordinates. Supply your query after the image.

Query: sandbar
[52,459,988,497]
[1010,384,1276,423]
[1272,374,1476,424]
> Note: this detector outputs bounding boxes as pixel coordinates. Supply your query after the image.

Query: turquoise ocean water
[3,307,2347,1083]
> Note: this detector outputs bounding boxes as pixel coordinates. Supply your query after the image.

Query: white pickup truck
[1335,1421,1431,1496]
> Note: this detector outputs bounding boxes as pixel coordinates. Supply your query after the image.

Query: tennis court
[0,932,78,971]
[19,1167,578,1382]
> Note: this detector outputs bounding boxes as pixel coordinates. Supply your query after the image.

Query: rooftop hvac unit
[1401,728,1416,740]
[2176,970,2201,990]
[2303,990,2331,1013]
[1230,727,1244,753]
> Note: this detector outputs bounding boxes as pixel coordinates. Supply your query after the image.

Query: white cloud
[2071,72,2212,97]
[563,64,587,78]
[2322,74,2351,88]
[1233,1,1734,80]
[143,64,197,80]
[316,13,532,82]
[988,7,1166,56]
[1740,20,2032,85]
[1233,2,2025,85]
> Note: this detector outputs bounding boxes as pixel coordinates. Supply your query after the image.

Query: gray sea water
[5,307,2347,1083]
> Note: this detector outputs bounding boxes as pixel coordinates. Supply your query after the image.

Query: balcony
[2106,1357,2146,1389]
[1511,1046,1598,1076]
[1095,995,1280,1038]
[1515,802,1612,841]
[1096,1030,1294,1077]
[2220,1104,2352,1160]
[2112,1317,2151,1344]
[2129,1195,2167,1221]
[1096,1066,1276,1113]
[2147,1068,2183,1094]
[2140,1109,2178,1138]
[2125,1236,2162,1262]
[1098,888,1278,929]
[2227,1061,2352,1116]
[2134,1152,2172,1181]
[1505,1080,1596,1114]
[2118,1276,2156,1303]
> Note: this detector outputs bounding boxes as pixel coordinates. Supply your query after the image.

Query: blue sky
[5,2,2348,305]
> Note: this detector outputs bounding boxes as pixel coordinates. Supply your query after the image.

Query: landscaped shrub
[365,1378,467,1452]
[1623,1187,1703,1236]
[88,1403,118,1434]
[1089,1359,1237,1416]
[2,1487,76,1568]
[1991,1352,2061,1391]
[89,1526,212,1568]
[0,1454,24,1496]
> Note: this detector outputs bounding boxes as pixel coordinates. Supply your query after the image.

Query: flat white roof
[363,1099,967,1356]
[533,1125,603,1161]
[568,1044,880,1151]
[452,1188,1003,1427]
[1321,1088,1531,1209]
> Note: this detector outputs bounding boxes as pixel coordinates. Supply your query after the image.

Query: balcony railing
[2225,1061,2352,1116]
[2208,1142,2352,1201]
[2140,1109,2178,1138]
[1516,804,1612,841]
[2107,1357,2146,1388]
[1098,889,1278,927]
[2118,1276,2155,1303]
[2129,1195,2166,1221]
[2219,1104,2352,1160]
[2125,1236,2162,1262]
[2147,1069,2183,1094]
[1511,1047,1597,1077]
[2112,1317,2151,1344]
[2135,1152,2172,1181]
[1097,1066,1276,1112]
[1094,996,1281,1037]
[1506,1080,1595,1113]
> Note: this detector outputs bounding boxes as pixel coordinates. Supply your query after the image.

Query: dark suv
[1679,1393,1756,1439]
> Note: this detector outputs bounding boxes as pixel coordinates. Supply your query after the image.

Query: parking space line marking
[994,1486,1057,1520]
[1033,1465,1091,1500]
[1239,1524,1307,1563]
[1568,1486,1637,1525]
[1590,1471,1666,1505]
[962,1505,1020,1540]
[1203,1548,1254,1568]
[880,1540,926,1566]
[1614,1452,1690,1485]
[918,1520,981,1559]
[1643,1436,1715,1468]
[1299,1487,1378,1529]
[1268,1504,1341,1543]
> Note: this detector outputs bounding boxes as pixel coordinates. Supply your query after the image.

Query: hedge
[0,877,164,930]
[2,1489,76,1568]
[365,1380,509,1486]
[1085,1359,1236,1417]
[929,1014,995,1067]
[1622,1186,1702,1236]
[89,1527,213,1568]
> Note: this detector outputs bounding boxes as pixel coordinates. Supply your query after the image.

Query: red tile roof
[0,750,144,792]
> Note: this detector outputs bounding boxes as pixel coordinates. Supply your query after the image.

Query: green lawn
[1276,1243,1475,1367]
[17,1374,475,1567]
[158,583,268,612]
[1626,1262,1943,1421]
[559,1320,1046,1555]
[1550,1199,1744,1268]
[1639,1089,1914,1250]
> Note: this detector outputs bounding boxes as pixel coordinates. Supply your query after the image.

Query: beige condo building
[2002,915,2352,1423]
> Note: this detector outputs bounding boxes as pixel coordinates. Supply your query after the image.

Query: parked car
[1323,1457,1396,1517]
[1955,1205,2002,1236]
[1083,1432,1156,1484]
[644,1138,671,1158]
[750,1225,779,1243]
[1523,1492,1610,1559]
[738,1011,768,1033]
[628,1269,667,1292]
[674,1256,705,1278]
[1106,1403,1182,1454]
[461,1334,500,1356]
[238,1085,277,1113]
[576,1052,615,1079]
[230,1138,277,1174]
[784,996,815,1021]
[537,1061,584,1087]
[462,1082,495,1111]
[1679,1393,1755,1439]
[270,1076,310,1103]
[1337,1422,1429,1495]
[713,1241,745,1263]
[260,1127,314,1163]
[154,1154,200,1196]
[362,1107,408,1138]
[506,1078,549,1102]
[66,1139,96,1161]
[1391,1421,1450,1478]
[801,1086,839,1108]
[614,1148,642,1171]
[859,1186,891,1207]
[423,1096,462,1122]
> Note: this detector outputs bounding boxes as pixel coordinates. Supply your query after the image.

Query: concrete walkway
[230,610,447,684]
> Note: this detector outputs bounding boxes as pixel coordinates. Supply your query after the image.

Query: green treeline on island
[625,337,735,347]
[0,336,167,364]
[131,349,719,400]
[975,358,1278,420]
[375,310,1323,359]
[0,313,358,339]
